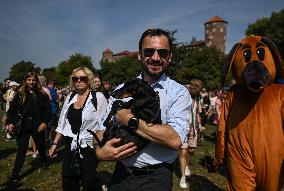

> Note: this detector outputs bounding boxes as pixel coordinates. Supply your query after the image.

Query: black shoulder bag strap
[90,91,97,110]
[69,91,97,110]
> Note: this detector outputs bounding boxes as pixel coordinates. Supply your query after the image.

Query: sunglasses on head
[72,76,88,83]
[143,48,170,58]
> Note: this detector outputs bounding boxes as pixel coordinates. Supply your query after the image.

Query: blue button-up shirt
[99,74,191,167]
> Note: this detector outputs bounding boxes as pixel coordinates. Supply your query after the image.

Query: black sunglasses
[72,76,89,83]
[143,48,170,58]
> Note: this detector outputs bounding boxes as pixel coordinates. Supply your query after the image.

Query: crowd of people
[0,28,229,191]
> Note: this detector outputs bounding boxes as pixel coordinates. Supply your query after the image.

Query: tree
[100,56,141,86]
[170,47,224,90]
[56,53,95,86]
[246,9,284,57]
[42,67,57,83]
[9,60,40,83]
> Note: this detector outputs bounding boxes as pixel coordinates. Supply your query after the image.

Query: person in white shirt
[5,81,19,141]
[95,28,191,191]
[48,67,108,191]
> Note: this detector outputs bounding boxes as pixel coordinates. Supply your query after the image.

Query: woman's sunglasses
[143,48,170,58]
[72,76,89,83]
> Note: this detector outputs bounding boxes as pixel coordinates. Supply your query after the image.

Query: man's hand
[96,138,137,161]
[116,109,133,126]
[38,123,47,132]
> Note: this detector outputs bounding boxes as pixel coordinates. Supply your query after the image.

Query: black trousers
[62,139,100,191]
[109,162,173,191]
[12,120,47,177]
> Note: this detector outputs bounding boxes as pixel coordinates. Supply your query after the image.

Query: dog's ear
[261,37,284,80]
[222,42,242,86]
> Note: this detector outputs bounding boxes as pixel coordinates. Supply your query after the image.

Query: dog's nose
[242,60,271,91]
[249,81,262,89]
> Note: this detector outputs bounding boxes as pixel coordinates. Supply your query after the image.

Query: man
[179,79,203,188]
[46,79,59,144]
[95,28,191,190]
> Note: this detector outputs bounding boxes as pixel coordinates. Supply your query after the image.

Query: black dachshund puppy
[88,78,161,150]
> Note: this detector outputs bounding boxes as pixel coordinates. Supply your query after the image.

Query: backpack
[68,91,97,110]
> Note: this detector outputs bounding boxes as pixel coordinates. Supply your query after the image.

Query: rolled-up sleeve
[166,87,191,144]
[98,96,114,131]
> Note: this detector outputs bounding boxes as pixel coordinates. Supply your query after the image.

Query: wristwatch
[128,117,139,130]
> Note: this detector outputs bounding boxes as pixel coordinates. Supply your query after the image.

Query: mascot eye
[243,49,252,62]
[257,47,265,61]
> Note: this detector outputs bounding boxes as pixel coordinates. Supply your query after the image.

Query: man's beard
[141,61,169,79]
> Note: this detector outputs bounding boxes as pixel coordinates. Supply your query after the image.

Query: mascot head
[223,35,284,92]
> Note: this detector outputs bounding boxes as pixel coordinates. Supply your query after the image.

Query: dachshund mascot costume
[215,35,284,191]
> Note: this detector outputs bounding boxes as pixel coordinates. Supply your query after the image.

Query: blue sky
[0,0,283,82]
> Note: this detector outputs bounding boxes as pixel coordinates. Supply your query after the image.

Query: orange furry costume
[215,36,284,190]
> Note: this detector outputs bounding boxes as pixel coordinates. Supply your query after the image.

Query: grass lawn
[0,110,227,191]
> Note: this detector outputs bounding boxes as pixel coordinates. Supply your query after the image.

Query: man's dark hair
[139,28,173,53]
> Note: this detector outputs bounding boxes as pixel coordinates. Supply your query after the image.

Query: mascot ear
[261,37,284,79]
[222,43,241,86]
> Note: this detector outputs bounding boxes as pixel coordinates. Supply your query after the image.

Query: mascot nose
[242,60,271,91]
[249,81,262,90]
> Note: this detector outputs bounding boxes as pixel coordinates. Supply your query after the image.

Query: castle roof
[103,48,113,53]
[113,50,138,57]
[188,40,206,47]
[205,15,228,24]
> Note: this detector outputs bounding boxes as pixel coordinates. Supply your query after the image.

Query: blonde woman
[49,67,108,191]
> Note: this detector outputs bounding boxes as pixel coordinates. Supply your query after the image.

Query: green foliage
[42,67,57,82]
[55,53,95,86]
[8,60,40,83]
[169,47,224,90]
[100,56,141,86]
[0,121,226,190]
[246,9,284,57]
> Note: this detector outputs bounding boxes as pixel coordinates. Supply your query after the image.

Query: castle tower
[102,48,114,62]
[204,16,228,53]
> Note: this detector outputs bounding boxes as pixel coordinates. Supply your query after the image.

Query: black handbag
[70,148,82,176]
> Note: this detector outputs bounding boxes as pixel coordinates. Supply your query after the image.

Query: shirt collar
[137,72,167,89]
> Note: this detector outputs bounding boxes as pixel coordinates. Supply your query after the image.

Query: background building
[102,15,228,62]
[188,15,228,53]
[102,49,138,63]
[204,15,228,53]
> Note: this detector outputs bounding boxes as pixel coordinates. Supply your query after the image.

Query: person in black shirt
[6,72,51,182]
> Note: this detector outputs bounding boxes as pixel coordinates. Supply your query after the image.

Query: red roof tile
[205,15,228,24]
[103,48,113,53]
[113,50,138,56]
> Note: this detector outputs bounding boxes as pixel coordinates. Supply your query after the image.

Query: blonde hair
[69,66,95,91]
[38,75,47,87]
